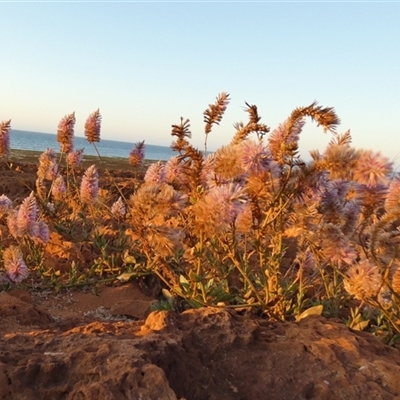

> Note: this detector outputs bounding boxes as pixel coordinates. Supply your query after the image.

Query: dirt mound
[1,286,400,400]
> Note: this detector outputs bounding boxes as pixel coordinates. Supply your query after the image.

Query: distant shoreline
[6,148,154,172]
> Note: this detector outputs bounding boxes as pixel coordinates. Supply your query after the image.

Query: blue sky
[1,2,399,163]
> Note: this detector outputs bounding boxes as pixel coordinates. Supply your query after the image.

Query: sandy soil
[2,158,400,400]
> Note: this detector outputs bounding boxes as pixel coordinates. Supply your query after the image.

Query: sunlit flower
[319,180,349,223]
[80,165,99,205]
[213,144,243,180]
[51,175,66,201]
[35,220,50,243]
[0,194,12,216]
[268,117,305,163]
[129,183,187,226]
[191,183,248,237]
[35,179,47,201]
[6,211,18,238]
[239,139,271,175]
[322,241,357,269]
[143,224,182,258]
[16,192,39,238]
[322,142,359,181]
[84,109,101,143]
[0,119,11,157]
[66,148,84,168]
[111,196,126,219]
[165,156,188,186]
[37,148,58,181]
[344,260,382,300]
[320,223,357,268]
[3,245,29,283]
[201,153,220,188]
[342,199,361,235]
[235,202,253,234]
[385,175,400,211]
[294,248,316,275]
[57,112,75,153]
[129,141,145,167]
[353,150,393,187]
[144,161,166,184]
[355,183,388,216]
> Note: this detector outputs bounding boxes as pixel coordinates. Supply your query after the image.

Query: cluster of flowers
[0,109,149,284]
[0,192,49,283]
[125,97,400,316]
[2,95,400,324]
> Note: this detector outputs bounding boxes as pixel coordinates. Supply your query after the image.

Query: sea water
[10,129,176,161]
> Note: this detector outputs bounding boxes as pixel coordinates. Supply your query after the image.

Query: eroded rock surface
[1,287,400,399]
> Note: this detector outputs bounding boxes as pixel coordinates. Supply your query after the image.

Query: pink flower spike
[80,165,99,205]
[353,150,393,187]
[51,175,66,201]
[3,246,29,283]
[111,196,126,219]
[36,220,50,243]
[144,161,166,184]
[239,139,272,175]
[66,148,84,168]
[17,192,39,238]
[129,141,145,167]
[84,109,101,143]
[57,112,75,153]
[37,148,58,181]
[0,194,12,216]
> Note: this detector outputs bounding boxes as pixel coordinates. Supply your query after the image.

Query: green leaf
[187,299,203,309]
[296,305,323,322]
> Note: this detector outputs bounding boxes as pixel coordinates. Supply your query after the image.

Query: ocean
[10,129,176,161]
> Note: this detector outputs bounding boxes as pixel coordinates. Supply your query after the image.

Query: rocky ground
[2,284,400,400]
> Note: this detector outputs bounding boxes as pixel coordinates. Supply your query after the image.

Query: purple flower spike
[129,141,145,167]
[3,246,29,283]
[57,112,75,153]
[85,109,101,143]
[80,165,99,205]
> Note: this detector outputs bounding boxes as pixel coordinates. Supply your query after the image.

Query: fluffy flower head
[37,148,58,181]
[344,260,382,300]
[57,112,75,153]
[80,165,99,205]
[0,194,12,216]
[3,246,29,283]
[66,148,84,168]
[111,196,126,219]
[16,192,39,238]
[144,161,166,184]
[353,150,393,187]
[129,141,145,167]
[239,139,272,175]
[52,175,66,201]
[84,109,101,143]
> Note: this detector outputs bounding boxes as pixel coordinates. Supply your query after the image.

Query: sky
[1,2,400,163]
